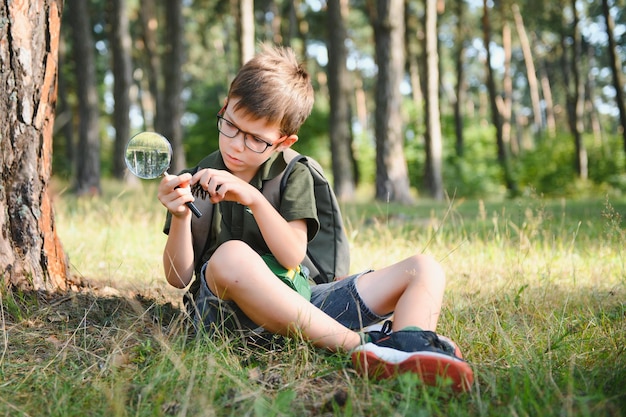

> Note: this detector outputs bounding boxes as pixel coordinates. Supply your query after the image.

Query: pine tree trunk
[569,0,588,179]
[369,0,413,204]
[601,0,626,154]
[0,0,70,291]
[162,0,186,173]
[482,0,517,195]
[453,0,467,157]
[67,0,101,196]
[423,0,443,200]
[109,0,133,180]
[139,0,161,132]
[238,0,255,65]
[512,4,543,134]
[327,0,356,201]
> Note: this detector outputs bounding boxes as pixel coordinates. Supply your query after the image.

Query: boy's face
[217,98,297,180]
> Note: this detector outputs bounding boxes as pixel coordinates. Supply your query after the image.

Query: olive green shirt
[163,150,320,294]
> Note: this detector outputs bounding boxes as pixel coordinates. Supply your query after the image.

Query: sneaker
[353,323,474,392]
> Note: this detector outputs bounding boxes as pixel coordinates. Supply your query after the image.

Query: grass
[1,178,625,416]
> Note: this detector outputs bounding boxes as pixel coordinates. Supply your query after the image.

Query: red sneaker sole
[352,350,474,392]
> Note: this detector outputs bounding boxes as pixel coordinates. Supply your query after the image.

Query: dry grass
[1,180,625,416]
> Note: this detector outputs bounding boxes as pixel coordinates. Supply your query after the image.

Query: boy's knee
[207,240,255,283]
[412,254,446,285]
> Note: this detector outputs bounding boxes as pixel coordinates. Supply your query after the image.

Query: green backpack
[189,148,350,285]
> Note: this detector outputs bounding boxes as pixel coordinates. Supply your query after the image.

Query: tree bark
[369,0,413,204]
[327,0,356,201]
[423,0,443,200]
[162,0,186,173]
[500,21,514,155]
[601,0,626,154]
[512,4,542,134]
[238,0,255,65]
[67,0,101,196]
[452,0,467,157]
[482,0,517,195]
[568,0,588,179]
[539,54,556,137]
[138,0,161,132]
[108,0,133,180]
[0,0,69,291]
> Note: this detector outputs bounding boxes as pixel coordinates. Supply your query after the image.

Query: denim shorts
[189,265,389,338]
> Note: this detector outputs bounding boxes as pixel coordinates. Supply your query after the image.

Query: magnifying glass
[125,131,202,217]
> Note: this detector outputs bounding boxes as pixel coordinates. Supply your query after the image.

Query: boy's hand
[157,173,195,217]
[192,168,260,206]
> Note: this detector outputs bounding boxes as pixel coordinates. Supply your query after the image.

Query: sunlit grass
[1,179,624,416]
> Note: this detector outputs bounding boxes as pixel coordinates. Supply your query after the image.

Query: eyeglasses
[216,114,278,154]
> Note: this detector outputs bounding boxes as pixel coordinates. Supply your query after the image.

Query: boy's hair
[227,43,314,136]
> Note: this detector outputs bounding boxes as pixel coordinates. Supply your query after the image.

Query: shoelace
[422,330,455,355]
[379,320,393,335]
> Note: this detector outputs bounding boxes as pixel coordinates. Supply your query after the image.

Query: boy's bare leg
[355,254,446,332]
[204,240,362,351]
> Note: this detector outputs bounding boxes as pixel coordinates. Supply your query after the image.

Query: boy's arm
[193,168,308,270]
[249,196,308,269]
[163,214,195,288]
[159,173,196,288]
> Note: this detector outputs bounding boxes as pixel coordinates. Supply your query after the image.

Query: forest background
[55,0,626,203]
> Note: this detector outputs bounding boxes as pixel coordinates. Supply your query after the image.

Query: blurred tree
[482,0,518,195]
[138,0,161,132]
[161,0,186,173]
[237,0,255,65]
[499,7,513,155]
[107,0,133,180]
[54,32,75,178]
[452,0,467,157]
[327,0,357,201]
[423,0,443,200]
[66,0,101,195]
[512,3,542,135]
[368,0,414,203]
[564,0,588,179]
[0,0,70,291]
[601,0,626,155]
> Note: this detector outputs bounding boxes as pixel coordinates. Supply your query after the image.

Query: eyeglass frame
[216,112,286,154]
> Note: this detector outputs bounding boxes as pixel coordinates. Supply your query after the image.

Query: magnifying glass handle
[187,201,202,218]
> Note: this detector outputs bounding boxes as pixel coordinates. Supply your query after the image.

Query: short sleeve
[279,161,320,242]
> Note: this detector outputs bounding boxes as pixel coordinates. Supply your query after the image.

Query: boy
[158,44,473,391]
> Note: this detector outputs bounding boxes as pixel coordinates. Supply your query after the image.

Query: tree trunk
[108,0,133,180]
[238,0,255,65]
[539,56,556,137]
[369,0,413,204]
[405,3,423,109]
[327,0,356,201]
[139,0,161,132]
[54,33,75,177]
[568,0,588,179]
[482,0,517,195]
[423,0,443,200]
[601,0,626,154]
[0,0,70,291]
[500,20,514,155]
[453,0,467,157]
[162,0,186,173]
[67,0,101,196]
[512,4,542,134]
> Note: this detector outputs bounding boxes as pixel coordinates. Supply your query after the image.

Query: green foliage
[518,132,626,197]
[405,114,506,198]
[517,132,579,195]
